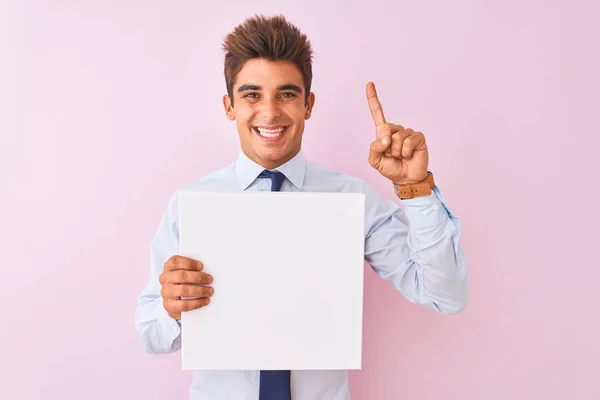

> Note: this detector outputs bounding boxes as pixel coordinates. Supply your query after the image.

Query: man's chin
[246,142,300,167]
[257,149,285,161]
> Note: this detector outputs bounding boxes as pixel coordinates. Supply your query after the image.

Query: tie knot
[258,169,285,192]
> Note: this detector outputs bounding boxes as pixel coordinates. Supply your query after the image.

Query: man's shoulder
[305,160,392,207]
[305,159,366,187]
[179,161,237,191]
[158,162,237,215]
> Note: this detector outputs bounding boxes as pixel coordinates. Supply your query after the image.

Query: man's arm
[363,81,467,313]
[363,183,468,314]
[135,192,183,354]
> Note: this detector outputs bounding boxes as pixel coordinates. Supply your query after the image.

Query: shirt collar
[235,150,306,191]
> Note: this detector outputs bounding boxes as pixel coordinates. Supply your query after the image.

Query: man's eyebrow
[237,84,261,92]
[236,84,303,93]
[278,84,303,93]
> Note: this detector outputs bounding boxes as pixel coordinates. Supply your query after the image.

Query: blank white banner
[179,190,365,371]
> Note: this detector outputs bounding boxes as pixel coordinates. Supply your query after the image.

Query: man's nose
[259,97,281,120]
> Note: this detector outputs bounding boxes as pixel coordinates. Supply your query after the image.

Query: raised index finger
[366,81,386,127]
[165,255,203,271]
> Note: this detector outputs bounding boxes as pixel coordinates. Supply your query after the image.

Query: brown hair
[222,14,314,105]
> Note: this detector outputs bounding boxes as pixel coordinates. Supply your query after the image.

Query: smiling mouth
[253,126,288,139]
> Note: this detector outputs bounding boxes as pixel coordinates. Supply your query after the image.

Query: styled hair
[222,14,314,105]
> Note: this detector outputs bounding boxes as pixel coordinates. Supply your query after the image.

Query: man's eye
[244,93,259,99]
[281,92,297,98]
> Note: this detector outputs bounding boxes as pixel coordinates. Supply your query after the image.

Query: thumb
[369,136,391,166]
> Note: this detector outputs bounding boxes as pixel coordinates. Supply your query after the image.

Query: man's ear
[223,95,235,121]
[305,92,316,119]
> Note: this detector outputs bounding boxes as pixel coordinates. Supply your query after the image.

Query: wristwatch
[394,171,435,199]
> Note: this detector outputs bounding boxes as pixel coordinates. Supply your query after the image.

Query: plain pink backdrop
[2,0,599,399]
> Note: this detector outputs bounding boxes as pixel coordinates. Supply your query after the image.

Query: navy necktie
[258,169,285,192]
[257,169,291,400]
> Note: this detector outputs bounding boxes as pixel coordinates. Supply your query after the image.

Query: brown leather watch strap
[394,172,435,199]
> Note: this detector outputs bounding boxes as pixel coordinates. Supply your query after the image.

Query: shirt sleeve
[135,191,183,354]
[363,182,468,314]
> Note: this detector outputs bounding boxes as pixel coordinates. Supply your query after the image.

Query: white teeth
[256,127,285,138]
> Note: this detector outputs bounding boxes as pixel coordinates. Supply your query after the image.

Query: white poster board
[179,190,365,370]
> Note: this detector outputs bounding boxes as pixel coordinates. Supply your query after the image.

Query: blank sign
[179,190,365,371]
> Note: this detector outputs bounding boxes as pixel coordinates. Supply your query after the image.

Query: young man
[135,14,468,400]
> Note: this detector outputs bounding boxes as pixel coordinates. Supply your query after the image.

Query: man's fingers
[372,135,392,153]
[390,133,402,158]
[369,137,391,167]
[390,130,411,158]
[161,257,212,319]
[366,82,386,127]
[385,129,423,160]
[376,123,404,139]
[180,297,210,311]
[165,297,211,314]
[377,124,404,158]
[164,283,214,298]
[401,130,424,159]
[170,270,213,284]
[164,255,203,272]
[160,269,213,287]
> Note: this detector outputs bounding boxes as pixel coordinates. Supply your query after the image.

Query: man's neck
[244,148,301,170]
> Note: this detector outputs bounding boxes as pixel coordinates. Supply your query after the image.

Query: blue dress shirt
[135,150,468,400]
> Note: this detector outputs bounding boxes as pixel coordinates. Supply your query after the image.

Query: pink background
[2,0,599,399]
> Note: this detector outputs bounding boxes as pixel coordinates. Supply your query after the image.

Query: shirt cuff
[401,186,449,229]
[153,296,182,344]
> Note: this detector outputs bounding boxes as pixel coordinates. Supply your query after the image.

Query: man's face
[223,58,315,169]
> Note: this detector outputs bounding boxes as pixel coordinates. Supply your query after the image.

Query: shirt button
[432,204,439,211]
